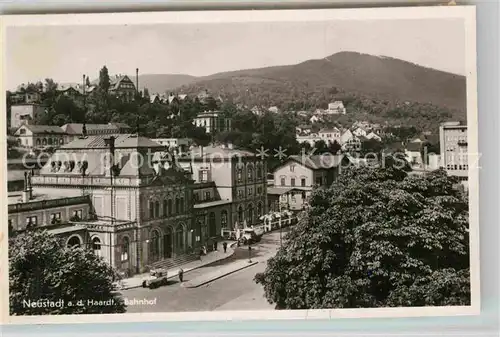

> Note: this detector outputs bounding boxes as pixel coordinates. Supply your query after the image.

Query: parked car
[240,228,262,245]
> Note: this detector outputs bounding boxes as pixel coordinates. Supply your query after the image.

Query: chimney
[22,171,32,202]
[136,68,139,93]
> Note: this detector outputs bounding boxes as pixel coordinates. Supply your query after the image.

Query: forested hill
[139,51,466,113]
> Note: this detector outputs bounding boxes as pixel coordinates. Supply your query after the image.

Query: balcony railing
[8,195,90,213]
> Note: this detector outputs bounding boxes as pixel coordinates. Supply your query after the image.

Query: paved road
[120,229,289,312]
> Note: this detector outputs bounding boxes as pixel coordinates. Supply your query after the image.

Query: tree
[9,231,126,315]
[328,140,342,154]
[255,167,470,309]
[98,66,111,93]
[44,78,58,93]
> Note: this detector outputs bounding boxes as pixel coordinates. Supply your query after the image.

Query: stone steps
[150,253,199,270]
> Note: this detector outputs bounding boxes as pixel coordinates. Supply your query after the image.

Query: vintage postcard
[0,5,479,324]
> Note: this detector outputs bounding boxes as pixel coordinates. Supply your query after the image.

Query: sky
[5,18,465,90]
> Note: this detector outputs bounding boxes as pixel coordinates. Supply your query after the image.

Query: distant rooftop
[60,134,166,150]
[185,145,256,159]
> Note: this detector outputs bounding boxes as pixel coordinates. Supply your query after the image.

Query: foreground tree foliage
[9,231,126,315]
[255,167,470,309]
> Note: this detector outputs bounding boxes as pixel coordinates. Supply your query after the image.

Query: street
[120,229,289,312]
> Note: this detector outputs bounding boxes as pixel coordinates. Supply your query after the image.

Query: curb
[183,261,259,288]
[119,242,238,291]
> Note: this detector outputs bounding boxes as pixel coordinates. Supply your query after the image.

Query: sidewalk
[118,241,236,290]
[183,260,258,288]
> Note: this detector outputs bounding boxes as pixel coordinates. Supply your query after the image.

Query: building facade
[193,111,232,134]
[271,155,344,211]
[14,124,67,149]
[439,121,468,182]
[10,104,45,129]
[177,145,267,229]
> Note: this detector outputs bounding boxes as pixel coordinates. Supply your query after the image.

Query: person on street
[178,268,184,283]
[223,241,228,253]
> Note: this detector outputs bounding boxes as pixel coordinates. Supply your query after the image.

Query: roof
[109,75,134,90]
[267,187,307,195]
[319,127,340,133]
[60,134,166,150]
[17,124,65,134]
[186,145,256,159]
[61,123,125,135]
[150,94,160,103]
[193,200,232,209]
[406,142,423,152]
[287,154,344,170]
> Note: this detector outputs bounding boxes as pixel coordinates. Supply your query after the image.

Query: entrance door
[163,234,172,258]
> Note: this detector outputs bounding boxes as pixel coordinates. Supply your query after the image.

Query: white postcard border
[0,5,480,325]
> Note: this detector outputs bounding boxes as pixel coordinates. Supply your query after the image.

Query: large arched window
[67,236,81,248]
[221,210,228,229]
[163,200,168,217]
[247,164,254,182]
[167,199,172,216]
[149,201,154,218]
[92,237,101,256]
[238,206,244,223]
[150,230,160,262]
[154,201,160,218]
[36,139,41,146]
[209,212,217,237]
[257,163,263,180]
[175,198,180,214]
[176,225,185,253]
[121,237,130,262]
[42,138,47,146]
[248,204,254,225]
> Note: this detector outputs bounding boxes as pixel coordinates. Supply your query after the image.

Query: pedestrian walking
[214,240,218,251]
[223,241,228,253]
[178,268,184,283]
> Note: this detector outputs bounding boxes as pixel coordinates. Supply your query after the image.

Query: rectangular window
[290,165,295,172]
[281,177,286,186]
[200,170,209,182]
[301,178,306,187]
[291,178,296,187]
[26,216,38,226]
[205,191,211,201]
[51,212,61,224]
[238,190,244,198]
[248,188,253,196]
[257,186,263,195]
[315,177,322,186]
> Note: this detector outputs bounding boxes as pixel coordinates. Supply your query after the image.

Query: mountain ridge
[135,51,466,112]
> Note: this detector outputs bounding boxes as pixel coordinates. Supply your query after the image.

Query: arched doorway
[175,224,185,254]
[209,212,216,237]
[238,206,244,223]
[67,235,81,248]
[121,236,130,270]
[163,227,173,259]
[150,229,161,262]
[92,237,101,256]
[248,204,254,225]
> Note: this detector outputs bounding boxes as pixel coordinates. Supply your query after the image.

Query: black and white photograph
[1,6,479,323]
